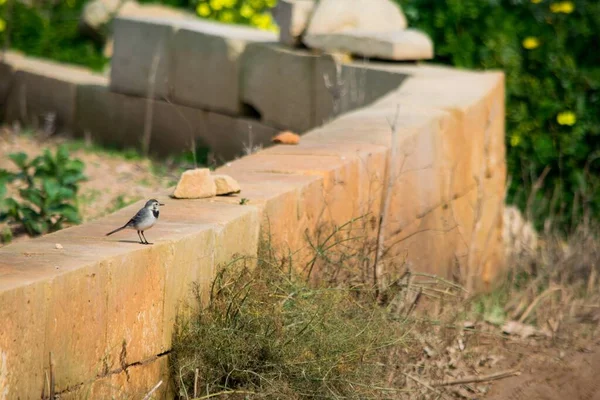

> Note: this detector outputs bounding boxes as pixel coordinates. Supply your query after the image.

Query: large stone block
[110,16,178,100]
[314,54,408,126]
[170,19,276,114]
[0,277,50,400]
[76,83,278,160]
[241,43,319,133]
[2,51,107,134]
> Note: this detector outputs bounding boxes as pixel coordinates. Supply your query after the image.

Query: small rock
[272,131,300,145]
[213,175,241,196]
[55,243,63,249]
[172,168,217,199]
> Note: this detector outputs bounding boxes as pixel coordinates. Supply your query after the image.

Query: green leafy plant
[400,0,600,230]
[0,145,86,238]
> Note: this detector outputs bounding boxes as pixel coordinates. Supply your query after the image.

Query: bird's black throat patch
[153,210,159,218]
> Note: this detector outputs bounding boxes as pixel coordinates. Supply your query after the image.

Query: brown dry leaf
[272,131,300,145]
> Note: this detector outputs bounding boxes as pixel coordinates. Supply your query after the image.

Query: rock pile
[172,168,241,199]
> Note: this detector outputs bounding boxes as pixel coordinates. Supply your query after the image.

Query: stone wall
[0,15,506,399]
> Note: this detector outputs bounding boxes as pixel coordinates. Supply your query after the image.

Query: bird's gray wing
[125,207,148,228]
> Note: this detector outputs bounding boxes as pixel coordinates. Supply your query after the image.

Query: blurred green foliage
[0,0,108,70]
[1,0,598,229]
[0,145,86,239]
[400,0,600,230]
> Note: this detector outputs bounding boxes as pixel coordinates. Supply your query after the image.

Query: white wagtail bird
[105,199,164,245]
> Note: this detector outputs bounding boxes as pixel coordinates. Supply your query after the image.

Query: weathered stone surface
[173,168,217,199]
[110,16,177,100]
[2,51,107,134]
[0,61,15,112]
[76,83,278,160]
[241,43,319,132]
[170,19,276,114]
[0,196,260,398]
[314,54,408,125]
[271,0,316,45]
[305,0,407,36]
[0,278,49,400]
[304,28,434,61]
[214,174,241,195]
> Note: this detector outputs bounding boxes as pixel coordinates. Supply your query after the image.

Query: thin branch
[373,104,401,296]
[431,369,520,387]
[142,380,163,400]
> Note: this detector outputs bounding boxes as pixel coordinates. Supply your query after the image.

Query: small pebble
[55,243,63,249]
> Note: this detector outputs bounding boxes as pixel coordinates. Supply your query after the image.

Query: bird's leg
[137,231,144,244]
[141,231,151,245]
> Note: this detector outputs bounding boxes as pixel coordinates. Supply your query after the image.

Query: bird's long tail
[106,225,127,236]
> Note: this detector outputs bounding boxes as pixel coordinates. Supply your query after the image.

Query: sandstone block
[76,83,278,160]
[172,168,217,199]
[213,174,241,195]
[305,0,407,36]
[170,19,276,114]
[110,16,177,99]
[241,43,318,132]
[271,0,316,46]
[304,28,434,61]
[2,51,106,134]
[314,54,408,125]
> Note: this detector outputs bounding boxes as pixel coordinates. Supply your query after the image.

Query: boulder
[305,0,407,36]
[213,175,241,196]
[172,168,217,199]
[271,0,316,46]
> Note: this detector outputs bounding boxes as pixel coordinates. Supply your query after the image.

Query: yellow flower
[240,4,254,18]
[220,10,235,23]
[510,135,522,147]
[223,0,237,8]
[557,111,576,126]
[249,0,265,9]
[266,0,277,7]
[196,3,211,17]
[251,12,274,30]
[0,0,6,5]
[522,37,540,50]
[210,0,225,11]
[550,1,575,13]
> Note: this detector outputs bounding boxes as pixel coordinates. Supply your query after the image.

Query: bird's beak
[159,203,165,206]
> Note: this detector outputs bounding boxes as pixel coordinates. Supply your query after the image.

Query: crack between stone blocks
[53,350,172,396]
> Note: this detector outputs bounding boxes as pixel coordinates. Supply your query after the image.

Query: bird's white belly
[136,219,156,230]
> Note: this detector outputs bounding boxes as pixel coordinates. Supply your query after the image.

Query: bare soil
[485,340,600,400]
